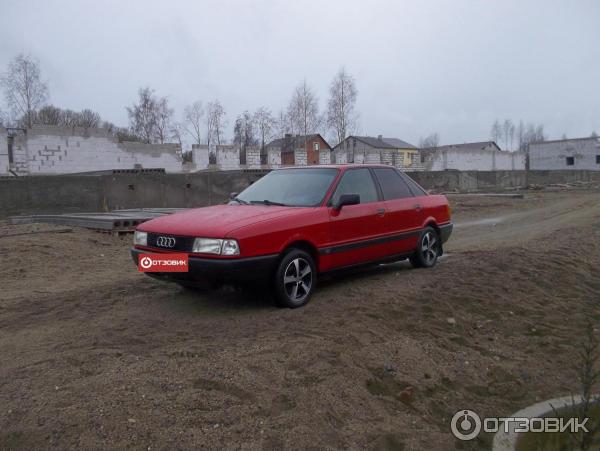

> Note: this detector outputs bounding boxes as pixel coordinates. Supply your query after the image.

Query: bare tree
[36,105,62,125]
[127,87,159,144]
[233,111,257,151]
[253,107,275,150]
[1,54,49,128]
[419,133,440,149]
[502,119,513,150]
[517,120,525,151]
[275,108,293,137]
[170,121,184,147]
[592,131,598,138]
[78,109,101,128]
[490,119,502,143]
[206,100,226,146]
[154,97,174,144]
[183,101,204,145]
[287,80,320,137]
[326,67,358,145]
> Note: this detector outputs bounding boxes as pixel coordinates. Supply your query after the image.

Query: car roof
[274,164,394,171]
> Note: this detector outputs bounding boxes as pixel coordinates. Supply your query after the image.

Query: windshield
[236,168,338,207]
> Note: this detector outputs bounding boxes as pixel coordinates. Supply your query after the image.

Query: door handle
[413,204,422,211]
[376,208,386,216]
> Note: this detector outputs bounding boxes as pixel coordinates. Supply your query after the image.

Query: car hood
[137,204,301,237]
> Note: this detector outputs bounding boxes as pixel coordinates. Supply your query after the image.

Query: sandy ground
[1,190,600,450]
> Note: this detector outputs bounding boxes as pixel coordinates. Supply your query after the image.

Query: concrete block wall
[294,149,307,166]
[425,149,526,171]
[381,150,394,166]
[3,169,600,218]
[0,128,8,174]
[335,149,347,164]
[246,148,261,168]
[2,126,183,175]
[268,149,281,167]
[529,138,600,170]
[319,150,331,165]
[191,144,210,170]
[216,145,240,170]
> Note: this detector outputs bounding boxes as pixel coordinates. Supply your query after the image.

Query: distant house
[420,141,526,171]
[529,137,600,170]
[265,134,332,165]
[333,135,418,168]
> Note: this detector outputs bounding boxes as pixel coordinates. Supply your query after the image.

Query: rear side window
[330,168,379,205]
[399,172,428,196]
[373,168,413,200]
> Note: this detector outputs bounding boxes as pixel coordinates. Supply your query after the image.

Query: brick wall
[191,144,210,170]
[246,148,261,168]
[529,138,600,170]
[268,149,281,167]
[216,145,240,170]
[0,128,8,174]
[2,126,183,175]
[294,149,307,166]
[319,150,331,165]
[423,148,526,171]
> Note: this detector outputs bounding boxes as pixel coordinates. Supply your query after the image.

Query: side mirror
[335,193,360,210]
[229,192,239,200]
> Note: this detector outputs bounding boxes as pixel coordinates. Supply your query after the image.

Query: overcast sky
[1,0,599,147]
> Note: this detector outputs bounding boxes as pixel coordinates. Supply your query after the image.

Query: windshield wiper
[232,196,249,205]
[250,199,289,206]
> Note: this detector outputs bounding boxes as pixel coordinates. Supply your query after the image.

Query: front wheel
[410,227,440,268]
[274,249,317,308]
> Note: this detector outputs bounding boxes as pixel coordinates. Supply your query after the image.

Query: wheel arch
[281,239,320,269]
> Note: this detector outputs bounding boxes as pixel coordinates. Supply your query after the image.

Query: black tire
[273,248,317,308]
[409,226,440,268]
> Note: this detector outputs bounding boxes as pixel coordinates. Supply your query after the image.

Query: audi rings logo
[451,410,482,441]
[156,236,176,248]
[140,256,153,269]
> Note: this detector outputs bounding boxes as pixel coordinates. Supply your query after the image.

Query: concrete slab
[7,208,186,231]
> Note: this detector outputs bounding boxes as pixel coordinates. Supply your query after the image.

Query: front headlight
[133,231,147,246]
[193,238,223,254]
[192,238,240,255]
[221,239,240,256]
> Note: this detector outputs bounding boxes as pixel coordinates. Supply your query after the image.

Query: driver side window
[330,168,379,205]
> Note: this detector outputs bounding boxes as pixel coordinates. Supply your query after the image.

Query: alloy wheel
[283,257,312,303]
[421,231,438,265]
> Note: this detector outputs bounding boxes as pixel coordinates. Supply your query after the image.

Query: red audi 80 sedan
[131,165,452,308]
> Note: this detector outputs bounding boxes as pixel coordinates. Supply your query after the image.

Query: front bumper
[439,223,453,243]
[131,248,279,286]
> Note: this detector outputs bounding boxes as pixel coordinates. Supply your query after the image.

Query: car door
[326,168,388,268]
[372,167,421,255]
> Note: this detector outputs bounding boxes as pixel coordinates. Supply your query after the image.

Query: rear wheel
[274,249,316,308]
[410,227,439,268]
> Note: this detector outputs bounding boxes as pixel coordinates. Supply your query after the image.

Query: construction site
[1,179,600,450]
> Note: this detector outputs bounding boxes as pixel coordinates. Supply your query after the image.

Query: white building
[529,137,600,170]
[420,141,526,171]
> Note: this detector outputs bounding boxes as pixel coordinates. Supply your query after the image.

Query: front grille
[147,233,195,252]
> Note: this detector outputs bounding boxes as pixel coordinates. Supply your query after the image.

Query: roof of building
[529,137,598,146]
[422,141,502,152]
[381,137,417,149]
[334,135,416,150]
[266,134,331,152]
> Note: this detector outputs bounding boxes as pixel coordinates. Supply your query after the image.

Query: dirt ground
[1,190,600,450]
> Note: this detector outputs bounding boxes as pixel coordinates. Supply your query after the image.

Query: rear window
[399,172,428,196]
[373,168,413,200]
